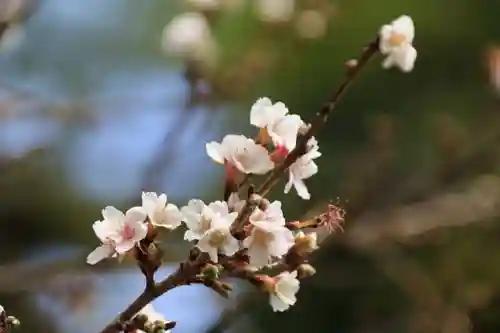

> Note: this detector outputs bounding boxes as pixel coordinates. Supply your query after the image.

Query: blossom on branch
[206,134,274,175]
[197,213,239,262]
[181,199,237,241]
[250,97,303,152]
[87,206,147,264]
[268,271,300,312]
[285,137,321,200]
[379,15,417,72]
[141,192,183,230]
[244,201,294,267]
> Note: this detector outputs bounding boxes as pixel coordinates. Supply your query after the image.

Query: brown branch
[257,39,380,197]
[231,39,379,235]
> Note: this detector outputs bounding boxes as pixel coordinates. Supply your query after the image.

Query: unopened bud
[202,263,220,280]
[294,231,318,255]
[345,59,358,68]
[298,263,316,278]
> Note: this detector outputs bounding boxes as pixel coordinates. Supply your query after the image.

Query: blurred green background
[2,0,500,332]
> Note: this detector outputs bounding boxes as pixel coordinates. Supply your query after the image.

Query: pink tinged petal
[206,141,225,164]
[250,97,273,127]
[102,206,125,224]
[114,239,136,254]
[128,220,148,242]
[87,244,115,265]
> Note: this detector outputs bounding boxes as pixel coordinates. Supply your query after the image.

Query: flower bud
[202,263,220,280]
[298,263,316,278]
[294,231,318,255]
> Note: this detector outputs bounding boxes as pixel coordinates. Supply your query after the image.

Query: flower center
[121,224,136,240]
[388,33,406,47]
[208,229,226,247]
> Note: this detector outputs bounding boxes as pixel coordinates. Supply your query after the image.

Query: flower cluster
[87,13,417,333]
[88,97,323,312]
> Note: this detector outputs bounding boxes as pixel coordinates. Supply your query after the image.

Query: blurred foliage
[2,0,500,332]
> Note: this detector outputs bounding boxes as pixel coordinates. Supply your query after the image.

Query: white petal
[294,179,311,200]
[270,294,290,312]
[392,15,414,43]
[250,97,273,127]
[102,206,125,223]
[382,55,396,69]
[208,201,230,215]
[396,45,417,72]
[206,141,225,164]
[125,207,147,223]
[222,235,240,256]
[158,204,183,229]
[378,24,393,54]
[92,220,111,242]
[114,239,136,254]
[129,220,149,242]
[141,192,158,216]
[197,237,219,262]
[184,229,201,241]
[247,244,270,267]
[86,244,114,265]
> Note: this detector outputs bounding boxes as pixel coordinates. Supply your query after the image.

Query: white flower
[285,137,321,200]
[161,12,213,59]
[197,213,239,262]
[243,201,294,267]
[250,97,303,152]
[141,192,182,229]
[255,0,295,23]
[181,199,237,241]
[87,206,148,264]
[378,15,417,72]
[206,134,274,174]
[269,271,300,312]
[135,304,171,333]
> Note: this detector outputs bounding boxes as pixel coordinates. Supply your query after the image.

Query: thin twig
[257,38,380,197]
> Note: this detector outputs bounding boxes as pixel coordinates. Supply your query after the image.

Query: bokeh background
[1,0,500,332]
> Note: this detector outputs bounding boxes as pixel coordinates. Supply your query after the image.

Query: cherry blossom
[250,97,303,152]
[196,212,239,262]
[206,134,274,175]
[243,201,294,267]
[141,192,183,230]
[87,206,148,264]
[181,199,237,241]
[269,271,300,312]
[379,15,417,72]
[285,137,321,200]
